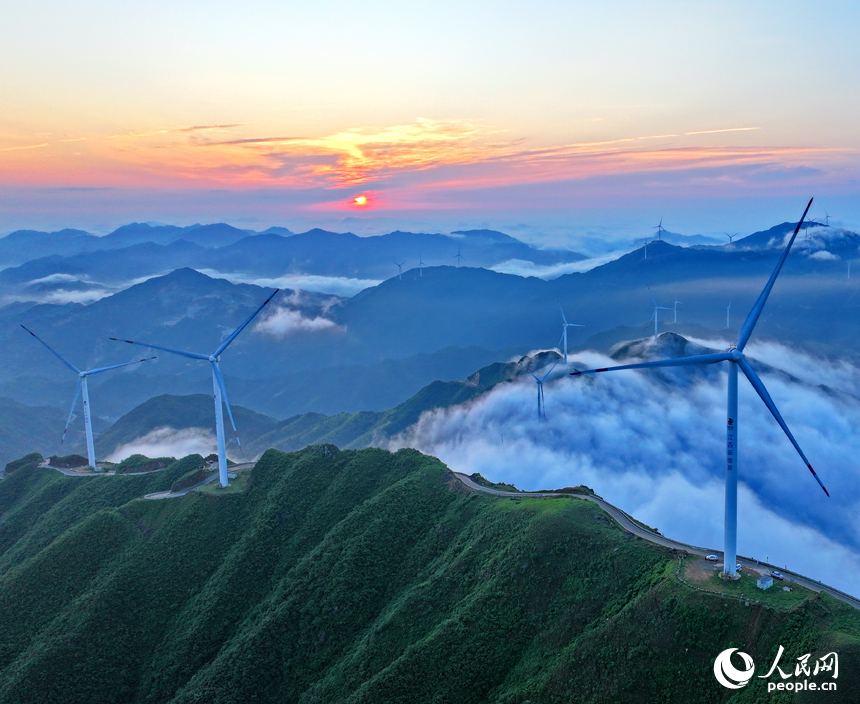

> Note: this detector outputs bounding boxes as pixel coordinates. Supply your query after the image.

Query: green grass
[678,556,814,611]
[0,446,857,704]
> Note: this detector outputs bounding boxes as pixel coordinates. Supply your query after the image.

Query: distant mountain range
[0,224,586,302]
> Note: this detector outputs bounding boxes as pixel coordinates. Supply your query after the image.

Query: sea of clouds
[389,343,860,598]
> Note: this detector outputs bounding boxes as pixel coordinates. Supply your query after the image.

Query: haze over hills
[0,224,586,303]
[2,216,860,456]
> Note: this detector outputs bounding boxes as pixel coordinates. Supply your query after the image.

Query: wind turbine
[454,247,465,267]
[653,217,665,241]
[647,288,673,341]
[418,254,426,278]
[111,289,279,487]
[558,301,585,365]
[673,299,682,323]
[726,301,732,329]
[571,198,827,579]
[724,232,739,245]
[394,260,407,280]
[21,326,154,470]
[824,211,832,227]
[528,363,557,420]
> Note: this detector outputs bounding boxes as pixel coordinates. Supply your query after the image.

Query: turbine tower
[394,260,407,280]
[647,288,673,341]
[528,363,557,420]
[454,247,465,267]
[111,289,279,487]
[21,326,154,470]
[571,198,827,579]
[558,301,585,365]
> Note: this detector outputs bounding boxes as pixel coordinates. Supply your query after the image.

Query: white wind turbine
[21,325,155,469]
[674,299,682,323]
[558,301,585,365]
[726,301,732,329]
[454,247,465,267]
[653,217,666,241]
[418,254,426,278]
[571,199,827,579]
[394,260,407,280]
[647,288,673,341]
[111,289,279,487]
[528,362,557,420]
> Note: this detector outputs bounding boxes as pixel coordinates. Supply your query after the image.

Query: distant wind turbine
[528,363,557,420]
[647,288,673,341]
[824,211,832,227]
[653,217,665,241]
[21,326,154,470]
[571,198,827,580]
[558,301,585,365]
[111,289,279,487]
[724,232,739,245]
[454,247,465,267]
[674,299,682,323]
[418,254,426,278]
[394,260,407,280]
[726,301,732,329]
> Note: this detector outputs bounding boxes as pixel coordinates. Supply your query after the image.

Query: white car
[706,554,718,561]
[736,563,743,571]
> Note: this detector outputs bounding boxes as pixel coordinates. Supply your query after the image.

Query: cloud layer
[389,345,860,597]
[107,426,216,463]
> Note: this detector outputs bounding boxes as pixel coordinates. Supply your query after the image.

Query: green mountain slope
[0,448,857,703]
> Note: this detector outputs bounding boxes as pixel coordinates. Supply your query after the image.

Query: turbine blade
[86,357,156,375]
[214,288,280,357]
[737,198,813,351]
[558,300,568,324]
[527,370,540,382]
[738,358,828,496]
[570,352,732,376]
[109,338,207,360]
[61,379,82,444]
[648,287,657,307]
[541,362,558,382]
[21,325,81,374]
[212,363,241,446]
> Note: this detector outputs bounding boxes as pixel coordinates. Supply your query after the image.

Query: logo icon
[714,648,755,689]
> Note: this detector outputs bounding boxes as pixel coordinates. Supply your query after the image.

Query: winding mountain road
[453,472,860,610]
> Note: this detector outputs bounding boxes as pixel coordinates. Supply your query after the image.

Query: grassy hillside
[0,447,857,703]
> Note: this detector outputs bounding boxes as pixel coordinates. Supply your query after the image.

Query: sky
[2,1,860,241]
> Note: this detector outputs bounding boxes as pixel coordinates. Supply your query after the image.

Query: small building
[757,575,773,590]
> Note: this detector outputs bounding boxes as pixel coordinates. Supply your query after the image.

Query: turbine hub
[208,355,217,363]
[730,349,742,362]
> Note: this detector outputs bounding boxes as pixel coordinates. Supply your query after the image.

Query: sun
[353,195,367,206]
